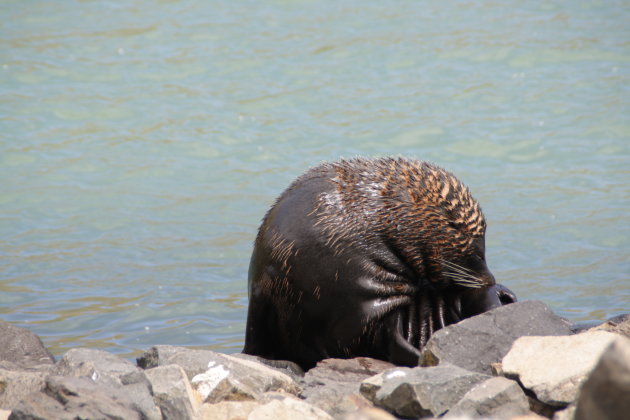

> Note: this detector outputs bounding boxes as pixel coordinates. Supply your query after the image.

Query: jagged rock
[248,397,333,420]
[8,375,143,420]
[360,364,490,418]
[52,348,141,387]
[199,401,262,420]
[232,353,305,382]
[553,404,576,420]
[120,371,163,420]
[301,358,395,416]
[138,345,226,380]
[444,376,530,418]
[339,407,397,420]
[574,337,630,420]
[0,321,55,367]
[420,300,573,375]
[144,364,200,420]
[189,353,301,403]
[0,363,51,411]
[587,313,630,339]
[502,331,622,406]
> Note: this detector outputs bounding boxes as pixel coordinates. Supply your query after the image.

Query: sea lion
[243,157,516,369]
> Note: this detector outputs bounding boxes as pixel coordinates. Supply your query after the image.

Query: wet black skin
[243,171,517,370]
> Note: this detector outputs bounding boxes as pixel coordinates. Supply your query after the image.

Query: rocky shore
[1,300,628,420]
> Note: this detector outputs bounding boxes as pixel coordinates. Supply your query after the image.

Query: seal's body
[244,157,516,369]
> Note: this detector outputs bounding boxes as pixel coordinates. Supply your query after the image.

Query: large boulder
[420,300,572,375]
[0,321,54,367]
[574,337,630,420]
[360,364,490,418]
[502,331,622,406]
[8,375,144,420]
[301,358,395,416]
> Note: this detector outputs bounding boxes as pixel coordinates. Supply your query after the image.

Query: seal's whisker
[441,259,477,275]
[442,270,484,288]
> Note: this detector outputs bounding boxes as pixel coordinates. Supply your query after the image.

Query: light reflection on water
[1,0,628,358]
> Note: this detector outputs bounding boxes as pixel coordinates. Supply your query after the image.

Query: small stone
[248,397,333,420]
[145,364,200,420]
[502,331,621,406]
[362,364,490,418]
[0,321,55,367]
[574,337,630,420]
[420,300,572,375]
[490,362,503,376]
[444,376,530,418]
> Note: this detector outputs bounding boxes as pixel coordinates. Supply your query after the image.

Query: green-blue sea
[1,0,629,358]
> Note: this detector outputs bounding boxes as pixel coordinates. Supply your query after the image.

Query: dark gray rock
[301,358,395,416]
[444,376,530,418]
[0,321,55,367]
[8,375,143,420]
[360,363,491,418]
[119,371,163,420]
[51,348,141,388]
[0,363,51,411]
[574,337,630,420]
[144,364,199,420]
[420,300,573,374]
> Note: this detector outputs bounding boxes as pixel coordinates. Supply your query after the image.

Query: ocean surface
[1,0,628,359]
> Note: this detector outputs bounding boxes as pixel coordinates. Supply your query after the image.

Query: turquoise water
[1,0,628,358]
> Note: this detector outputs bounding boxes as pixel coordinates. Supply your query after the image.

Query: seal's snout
[496,284,517,305]
[459,283,517,318]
